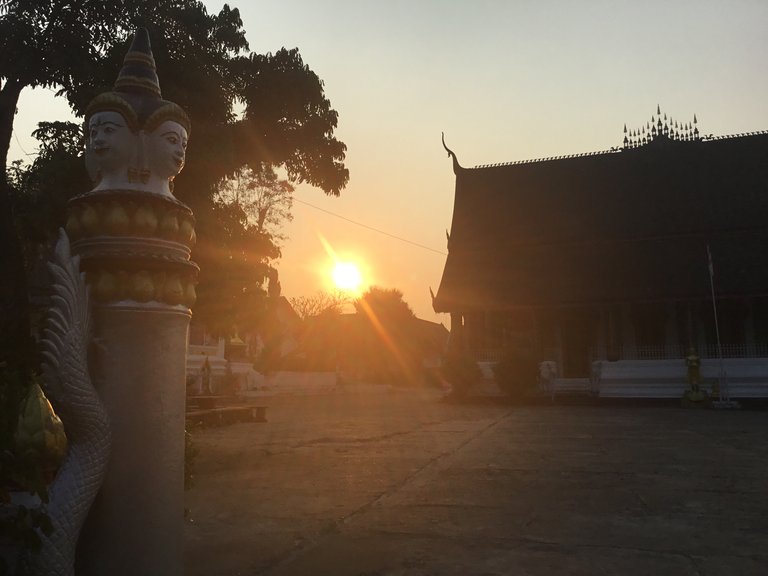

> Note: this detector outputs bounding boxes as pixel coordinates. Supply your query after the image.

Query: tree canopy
[350,287,422,383]
[216,166,295,245]
[289,290,351,320]
[0,0,349,367]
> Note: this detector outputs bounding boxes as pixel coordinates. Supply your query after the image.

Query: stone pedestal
[67,191,197,576]
[76,308,189,575]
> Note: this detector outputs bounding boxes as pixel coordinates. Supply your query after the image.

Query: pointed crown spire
[113,28,161,98]
[86,28,190,135]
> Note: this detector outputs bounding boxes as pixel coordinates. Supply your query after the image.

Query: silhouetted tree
[1,0,349,365]
[215,165,294,246]
[289,290,351,320]
[353,287,420,384]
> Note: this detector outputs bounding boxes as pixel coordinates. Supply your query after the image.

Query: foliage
[192,199,276,336]
[0,500,53,575]
[289,289,350,320]
[235,47,348,195]
[216,165,294,246]
[254,340,282,375]
[351,287,421,384]
[355,287,415,322]
[0,367,53,574]
[9,122,89,249]
[0,368,50,503]
[1,0,349,359]
[440,354,482,397]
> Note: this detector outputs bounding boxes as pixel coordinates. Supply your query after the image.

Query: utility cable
[293,197,447,256]
[13,131,36,158]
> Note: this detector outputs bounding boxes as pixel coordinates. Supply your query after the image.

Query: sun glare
[332,262,362,292]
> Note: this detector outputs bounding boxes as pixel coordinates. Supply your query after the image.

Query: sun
[332,261,362,292]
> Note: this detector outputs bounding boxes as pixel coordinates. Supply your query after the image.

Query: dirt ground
[184,384,768,576]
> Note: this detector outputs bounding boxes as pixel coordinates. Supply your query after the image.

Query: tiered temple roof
[433,116,768,313]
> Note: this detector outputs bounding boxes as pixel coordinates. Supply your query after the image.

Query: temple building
[433,109,768,396]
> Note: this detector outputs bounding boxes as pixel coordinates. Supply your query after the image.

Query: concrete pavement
[184,385,768,575]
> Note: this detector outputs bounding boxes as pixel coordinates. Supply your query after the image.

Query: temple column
[744,298,756,355]
[448,312,465,358]
[596,307,608,361]
[664,302,679,357]
[620,304,637,359]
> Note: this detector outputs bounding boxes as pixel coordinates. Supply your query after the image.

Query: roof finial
[441,132,463,173]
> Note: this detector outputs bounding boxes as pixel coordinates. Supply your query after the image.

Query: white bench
[594,358,768,398]
[595,360,686,398]
[700,358,768,398]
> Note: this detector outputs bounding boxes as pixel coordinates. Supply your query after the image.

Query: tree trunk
[0,80,23,171]
[0,80,34,372]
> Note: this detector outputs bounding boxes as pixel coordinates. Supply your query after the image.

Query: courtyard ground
[184,384,768,576]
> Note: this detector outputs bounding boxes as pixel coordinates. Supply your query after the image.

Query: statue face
[88,111,136,177]
[147,120,188,180]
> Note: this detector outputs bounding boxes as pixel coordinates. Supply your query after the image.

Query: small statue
[683,347,709,405]
[685,347,701,392]
[201,355,212,395]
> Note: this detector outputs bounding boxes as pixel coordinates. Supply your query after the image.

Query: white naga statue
[28,29,196,576]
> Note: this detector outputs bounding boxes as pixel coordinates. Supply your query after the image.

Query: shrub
[441,355,482,397]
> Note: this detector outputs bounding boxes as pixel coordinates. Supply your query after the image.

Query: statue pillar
[67,29,196,576]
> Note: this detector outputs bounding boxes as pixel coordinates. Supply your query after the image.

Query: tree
[289,290,351,320]
[1,120,89,374]
[0,0,242,370]
[216,165,294,246]
[192,198,278,337]
[1,1,349,363]
[355,287,416,324]
[9,121,89,248]
[0,1,128,170]
[352,287,421,384]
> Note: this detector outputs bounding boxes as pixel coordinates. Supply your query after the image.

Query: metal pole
[707,245,728,401]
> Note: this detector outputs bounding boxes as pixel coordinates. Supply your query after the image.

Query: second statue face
[147,120,188,181]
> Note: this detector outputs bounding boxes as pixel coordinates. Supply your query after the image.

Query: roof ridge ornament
[441,132,463,174]
[622,106,702,150]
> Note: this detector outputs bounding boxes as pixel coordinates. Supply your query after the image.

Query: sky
[8,0,768,326]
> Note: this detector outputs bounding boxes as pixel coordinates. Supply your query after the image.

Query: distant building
[289,311,449,384]
[433,110,768,396]
[186,295,302,393]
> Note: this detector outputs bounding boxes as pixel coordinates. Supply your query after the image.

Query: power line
[293,197,447,256]
[13,132,36,158]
